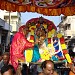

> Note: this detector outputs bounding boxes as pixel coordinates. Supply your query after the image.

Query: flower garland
[47,26,72,63]
[57,33,72,64]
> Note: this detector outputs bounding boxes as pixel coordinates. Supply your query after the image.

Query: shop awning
[0,0,75,16]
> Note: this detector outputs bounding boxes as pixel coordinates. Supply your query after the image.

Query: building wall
[0,10,21,47]
[65,16,75,37]
[4,11,21,34]
[58,16,75,45]
[59,16,75,37]
[0,21,11,44]
[0,10,5,19]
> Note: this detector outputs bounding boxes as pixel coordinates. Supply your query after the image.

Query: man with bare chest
[38,60,58,75]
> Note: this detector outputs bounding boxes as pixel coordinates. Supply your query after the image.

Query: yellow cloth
[39,48,50,60]
[48,31,52,38]
[25,49,33,62]
[31,31,34,35]
[51,29,55,34]
[29,40,34,42]
[43,24,47,29]
[29,26,36,30]
[61,44,67,50]
[65,54,72,63]
[25,30,34,62]
[57,33,62,38]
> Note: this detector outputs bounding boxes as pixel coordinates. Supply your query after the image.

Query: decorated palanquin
[23,17,72,64]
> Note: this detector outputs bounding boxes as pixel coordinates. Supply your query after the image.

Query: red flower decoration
[30,35,34,40]
[31,27,35,30]
[62,49,68,54]
[48,38,51,43]
[60,37,65,44]
[48,25,52,31]
[36,24,40,28]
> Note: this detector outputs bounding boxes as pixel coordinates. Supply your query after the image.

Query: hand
[35,38,39,44]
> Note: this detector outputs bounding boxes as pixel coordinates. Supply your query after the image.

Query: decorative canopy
[0,0,75,16]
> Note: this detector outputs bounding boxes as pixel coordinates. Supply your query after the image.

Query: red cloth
[19,25,26,32]
[10,32,34,70]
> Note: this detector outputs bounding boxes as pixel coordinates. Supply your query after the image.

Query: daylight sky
[21,12,62,27]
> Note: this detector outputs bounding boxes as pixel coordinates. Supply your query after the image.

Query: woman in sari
[10,25,34,70]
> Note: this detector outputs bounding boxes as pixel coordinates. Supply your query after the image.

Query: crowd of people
[0,52,75,75]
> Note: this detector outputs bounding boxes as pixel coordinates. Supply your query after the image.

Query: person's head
[38,36,45,46]
[1,65,15,75]
[36,29,40,36]
[2,52,10,65]
[41,60,54,75]
[19,25,29,36]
